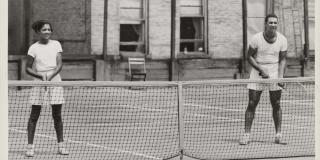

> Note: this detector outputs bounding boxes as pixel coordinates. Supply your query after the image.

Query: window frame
[307,0,315,53]
[119,0,148,55]
[179,0,208,54]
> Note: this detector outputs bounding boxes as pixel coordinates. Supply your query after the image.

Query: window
[308,0,315,53]
[180,0,206,53]
[120,24,144,52]
[120,0,147,54]
[247,0,267,40]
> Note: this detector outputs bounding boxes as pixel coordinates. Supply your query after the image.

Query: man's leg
[245,89,263,133]
[240,89,262,145]
[269,90,282,143]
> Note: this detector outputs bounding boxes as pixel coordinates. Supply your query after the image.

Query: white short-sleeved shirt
[27,40,62,72]
[249,32,287,64]
[247,32,287,91]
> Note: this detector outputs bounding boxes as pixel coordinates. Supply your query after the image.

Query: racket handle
[278,83,286,90]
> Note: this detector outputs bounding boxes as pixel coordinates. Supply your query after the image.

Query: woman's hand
[42,74,48,81]
[47,74,54,81]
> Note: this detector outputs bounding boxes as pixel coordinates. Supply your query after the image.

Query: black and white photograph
[1,0,319,160]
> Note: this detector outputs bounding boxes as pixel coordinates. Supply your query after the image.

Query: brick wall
[274,0,305,58]
[91,0,104,55]
[30,0,89,54]
[106,0,120,56]
[148,0,172,59]
[101,0,244,59]
[208,0,243,58]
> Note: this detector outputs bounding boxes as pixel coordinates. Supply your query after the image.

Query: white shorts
[28,70,65,105]
[247,63,282,91]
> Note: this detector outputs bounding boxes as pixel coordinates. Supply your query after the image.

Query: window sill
[177,52,210,59]
[120,51,145,60]
[8,55,104,61]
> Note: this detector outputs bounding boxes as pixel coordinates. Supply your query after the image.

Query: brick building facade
[8,0,315,81]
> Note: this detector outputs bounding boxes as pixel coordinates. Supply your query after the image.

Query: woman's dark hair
[264,14,278,23]
[31,20,53,33]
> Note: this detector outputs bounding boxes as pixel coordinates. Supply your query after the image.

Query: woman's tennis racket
[43,74,49,105]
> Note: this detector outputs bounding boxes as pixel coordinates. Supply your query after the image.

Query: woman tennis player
[25,20,69,157]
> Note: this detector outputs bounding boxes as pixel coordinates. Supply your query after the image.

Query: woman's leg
[27,105,42,144]
[51,104,64,143]
[51,104,69,155]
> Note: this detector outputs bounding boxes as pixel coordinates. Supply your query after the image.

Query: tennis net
[8,77,315,160]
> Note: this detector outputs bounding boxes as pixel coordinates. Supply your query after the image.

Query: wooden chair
[128,57,147,81]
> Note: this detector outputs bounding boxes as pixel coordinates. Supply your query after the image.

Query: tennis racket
[296,82,308,92]
[279,82,309,95]
[278,82,286,89]
[43,74,49,105]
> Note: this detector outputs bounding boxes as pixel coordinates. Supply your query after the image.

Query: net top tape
[8,77,314,87]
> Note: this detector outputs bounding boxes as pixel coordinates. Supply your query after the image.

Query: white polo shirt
[249,32,287,64]
[27,40,63,72]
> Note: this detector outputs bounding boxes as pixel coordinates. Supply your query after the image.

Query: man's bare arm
[278,50,287,78]
[247,46,269,78]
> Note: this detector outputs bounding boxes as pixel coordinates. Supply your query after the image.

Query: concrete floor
[171,156,315,160]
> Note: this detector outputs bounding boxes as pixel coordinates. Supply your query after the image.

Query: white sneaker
[25,144,34,157]
[239,133,250,145]
[58,142,69,155]
[275,133,282,144]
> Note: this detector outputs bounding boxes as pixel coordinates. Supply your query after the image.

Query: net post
[178,82,185,160]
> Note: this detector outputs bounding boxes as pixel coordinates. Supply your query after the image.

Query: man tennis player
[240,14,288,145]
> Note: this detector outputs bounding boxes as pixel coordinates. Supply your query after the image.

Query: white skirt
[247,63,282,91]
[28,70,65,105]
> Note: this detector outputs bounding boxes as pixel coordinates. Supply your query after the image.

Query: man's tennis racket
[278,82,309,94]
[295,82,308,92]
[259,72,287,91]
[278,83,286,90]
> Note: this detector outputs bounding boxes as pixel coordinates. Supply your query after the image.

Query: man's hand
[259,72,269,79]
[278,83,286,89]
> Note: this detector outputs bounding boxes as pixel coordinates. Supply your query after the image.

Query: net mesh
[9,83,180,160]
[182,79,314,159]
[8,78,315,160]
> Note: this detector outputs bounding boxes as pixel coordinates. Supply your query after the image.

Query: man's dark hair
[265,14,278,23]
[31,20,53,33]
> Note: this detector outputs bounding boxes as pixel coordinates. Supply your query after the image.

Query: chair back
[128,57,146,75]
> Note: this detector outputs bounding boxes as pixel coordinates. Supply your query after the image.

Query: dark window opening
[180,17,204,52]
[120,24,144,52]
